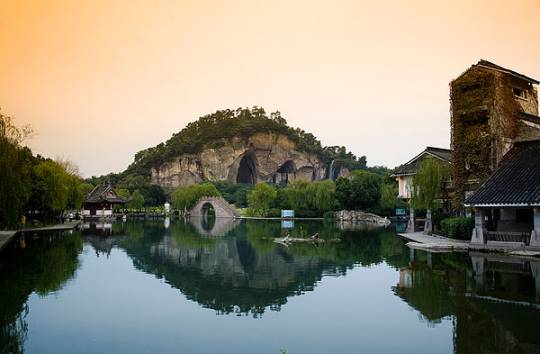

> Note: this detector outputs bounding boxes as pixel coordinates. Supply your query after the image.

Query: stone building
[450,60,540,206]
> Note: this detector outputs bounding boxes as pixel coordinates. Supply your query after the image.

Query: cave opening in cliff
[236,154,257,184]
[275,160,296,184]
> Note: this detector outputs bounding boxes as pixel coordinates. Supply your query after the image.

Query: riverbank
[398,231,540,257]
[236,216,324,220]
[0,220,82,252]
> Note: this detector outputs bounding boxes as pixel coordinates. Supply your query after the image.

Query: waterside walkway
[0,220,82,251]
[399,231,540,257]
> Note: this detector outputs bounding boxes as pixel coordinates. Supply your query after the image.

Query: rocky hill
[118,107,365,189]
[151,132,326,188]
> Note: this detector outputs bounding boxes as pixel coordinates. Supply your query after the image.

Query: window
[512,87,528,100]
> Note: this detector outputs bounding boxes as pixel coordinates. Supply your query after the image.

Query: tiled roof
[465,140,540,206]
[85,183,126,204]
[475,60,539,84]
[393,147,451,176]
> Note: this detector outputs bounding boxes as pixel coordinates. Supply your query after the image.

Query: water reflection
[0,232,82,354]
[0,219,539,353]
[396,250,540,353]
[189,216,240,237]
[113,219,408,317]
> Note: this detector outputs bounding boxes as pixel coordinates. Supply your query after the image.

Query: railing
[485,231,530,246]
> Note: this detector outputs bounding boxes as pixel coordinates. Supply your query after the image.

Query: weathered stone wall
[151,133,327,188]
[508,76,538,115]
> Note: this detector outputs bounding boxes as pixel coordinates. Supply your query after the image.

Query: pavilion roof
[85,183,126,204]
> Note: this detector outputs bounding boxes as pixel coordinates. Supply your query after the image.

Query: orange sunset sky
[1,0,540,177]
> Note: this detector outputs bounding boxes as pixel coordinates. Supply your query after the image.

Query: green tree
[128,190,145,210]
[336,171,381,210]
[114,188,130,212]
[65,174,85,209]
[115,188,130,199]
[411,158,449,211]
[377,181,406,216]
[247,183,277,216]
[281,180,310,211]
[0,112,33,228]
[278,180,336,216]
[308,180,336,213]
[171,183,221,212]
[139,185,166,206]
[33,160,70,213]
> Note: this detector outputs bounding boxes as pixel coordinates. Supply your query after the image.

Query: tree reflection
[394,250,540,353]
[104,219,410,317]
[0,231,82,354]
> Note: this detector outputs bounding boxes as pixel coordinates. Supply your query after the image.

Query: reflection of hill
[108,220,411,317]
[122,226,332,317]
[0,231,82,354]
[394,251,540,354]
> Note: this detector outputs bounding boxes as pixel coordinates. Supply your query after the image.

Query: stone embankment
[0,220,82,252]
[399,231,540,258]
[335,210,391,226]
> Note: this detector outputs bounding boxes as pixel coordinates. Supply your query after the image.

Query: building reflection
[395,249,540,353]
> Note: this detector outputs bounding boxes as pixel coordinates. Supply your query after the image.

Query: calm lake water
[1,218,539,354]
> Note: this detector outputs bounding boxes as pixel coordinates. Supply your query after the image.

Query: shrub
[267,208,281,217]
[172,182,220,211]
[440,217,474,240]
[247,183,278,217]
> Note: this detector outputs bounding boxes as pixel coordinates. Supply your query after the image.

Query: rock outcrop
[151,133,327,188]
[335,210,391,226]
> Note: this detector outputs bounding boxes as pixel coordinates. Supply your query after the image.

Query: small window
[513,87,528,100]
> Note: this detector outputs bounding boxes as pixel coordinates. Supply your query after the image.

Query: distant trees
[280,180,336,215]
[247,183,277,216]
[0,112,90,228]
[171,183,221,212]
[127,190,145,210]
[244,180,336,217]
[212,181,253,207]
[336,171,381,210]
[115,188,130,200]
[139,185,166,207]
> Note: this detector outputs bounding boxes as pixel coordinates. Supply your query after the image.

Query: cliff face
[150,132,327,188]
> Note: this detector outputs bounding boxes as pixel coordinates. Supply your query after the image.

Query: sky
[1,0,539,177]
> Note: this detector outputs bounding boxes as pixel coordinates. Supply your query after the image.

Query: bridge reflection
[188,217,241,237]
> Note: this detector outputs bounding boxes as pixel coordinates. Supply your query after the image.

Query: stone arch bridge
[190,197,240,219]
